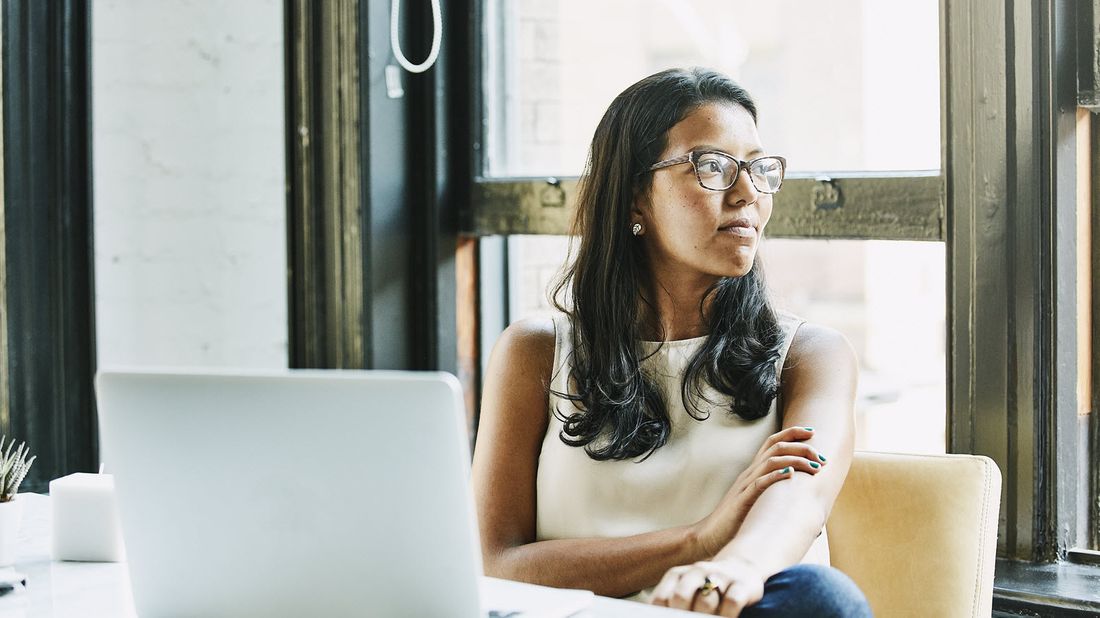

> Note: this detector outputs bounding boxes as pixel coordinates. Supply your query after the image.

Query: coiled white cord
[390,0,442,73]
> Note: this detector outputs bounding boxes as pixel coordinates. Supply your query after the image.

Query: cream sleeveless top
[535,311,829,601]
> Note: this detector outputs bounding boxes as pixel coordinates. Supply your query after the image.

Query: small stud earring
[631,223,643,236]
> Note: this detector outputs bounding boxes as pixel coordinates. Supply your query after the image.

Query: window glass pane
[761,240,946,454]
[484,0,940,177]
[505,236,946,455]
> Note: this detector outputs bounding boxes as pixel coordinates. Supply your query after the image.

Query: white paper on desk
[480,576,595,618]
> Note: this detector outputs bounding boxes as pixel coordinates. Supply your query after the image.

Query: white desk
[0,495,696,617]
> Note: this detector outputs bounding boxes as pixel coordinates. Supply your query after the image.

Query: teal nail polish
[781,466,792,474]
[810,462,820,469]
[803,426,814,431]
[818,454,827,462]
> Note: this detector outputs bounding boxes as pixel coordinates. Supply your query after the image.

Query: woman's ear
[630,187,647,226]
[630,194,647,236]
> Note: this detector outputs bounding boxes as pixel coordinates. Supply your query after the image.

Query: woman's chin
[723,254,757,278]
[712,261,754,279]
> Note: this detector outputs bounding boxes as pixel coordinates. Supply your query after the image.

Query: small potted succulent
[0,437,35,567]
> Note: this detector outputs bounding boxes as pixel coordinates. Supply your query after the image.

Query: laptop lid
[96,369,483,617]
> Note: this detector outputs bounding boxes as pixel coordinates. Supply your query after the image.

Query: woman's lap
[740,564,872,618]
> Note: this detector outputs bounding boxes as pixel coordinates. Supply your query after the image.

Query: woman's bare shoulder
[493,316,557,370]
[784,321,858,379]
[478,317,558,444]
[776,321,859,452]
[483,316,559,409]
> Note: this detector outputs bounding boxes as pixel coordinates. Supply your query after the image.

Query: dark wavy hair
[549,67,785,462]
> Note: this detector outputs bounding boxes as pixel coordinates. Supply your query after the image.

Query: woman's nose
[725,167,760,206]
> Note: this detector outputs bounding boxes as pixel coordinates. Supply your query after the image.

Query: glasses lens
[695,152,739,190]
[749,157,785,193]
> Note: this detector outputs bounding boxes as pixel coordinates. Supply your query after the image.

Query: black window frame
[0,0,97,492]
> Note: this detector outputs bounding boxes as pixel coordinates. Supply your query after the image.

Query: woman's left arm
[651,323,858,614]
[713,322,858,571]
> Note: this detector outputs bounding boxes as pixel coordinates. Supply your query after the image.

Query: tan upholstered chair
[826,451,1002,618]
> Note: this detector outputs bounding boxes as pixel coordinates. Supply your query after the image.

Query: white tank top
[535,310,830,600]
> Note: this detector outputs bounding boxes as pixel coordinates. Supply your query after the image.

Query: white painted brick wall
[93,1,287,368]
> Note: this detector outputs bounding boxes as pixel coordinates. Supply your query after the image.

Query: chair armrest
[826,451,1002,618]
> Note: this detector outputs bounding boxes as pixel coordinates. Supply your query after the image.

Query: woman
[471,68,872,617]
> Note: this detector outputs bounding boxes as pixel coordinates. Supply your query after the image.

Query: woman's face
[634,101,773,283]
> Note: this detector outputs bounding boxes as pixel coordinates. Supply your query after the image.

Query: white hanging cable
[390,0,442,74]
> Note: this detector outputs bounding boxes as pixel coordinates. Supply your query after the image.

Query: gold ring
[697,576,719,597]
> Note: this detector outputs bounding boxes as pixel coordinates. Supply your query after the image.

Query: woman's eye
[755,160,780,174]
[698,159,723,174]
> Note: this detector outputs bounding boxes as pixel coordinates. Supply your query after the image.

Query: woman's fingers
[761,425,815,450]
[742,453,821,491]
[716,581,752,617]
[746,426,819,472]
[746,463,795,495]
[651,567,724,612]
[731,452,825,516]
[764,453,824,476]
[737,455,827,509]
[690,574,728,614]
[650,565,691,607]
[708,560,765,617]
[766,441,827,466]
[651,561,766,616]
[667,570,708,610]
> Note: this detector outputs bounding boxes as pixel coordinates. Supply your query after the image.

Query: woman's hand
[649,558,766,616]
[691,426,826,557]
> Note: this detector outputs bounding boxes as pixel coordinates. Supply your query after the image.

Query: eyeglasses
[647,151,787,194]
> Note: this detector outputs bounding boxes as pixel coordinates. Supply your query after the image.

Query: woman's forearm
[714,474,828,577]
[487,524,706,598]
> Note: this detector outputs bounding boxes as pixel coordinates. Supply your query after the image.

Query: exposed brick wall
[93,0,288,368]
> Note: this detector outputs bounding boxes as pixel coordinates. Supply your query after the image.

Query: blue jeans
[741,565,872,617]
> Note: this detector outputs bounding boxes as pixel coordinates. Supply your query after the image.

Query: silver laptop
[96,369,484,617]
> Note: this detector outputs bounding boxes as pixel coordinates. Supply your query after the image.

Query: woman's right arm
[471,318,824,598]
[471,317,708,598]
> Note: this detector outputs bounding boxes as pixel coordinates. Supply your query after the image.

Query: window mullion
[468,174,944,240]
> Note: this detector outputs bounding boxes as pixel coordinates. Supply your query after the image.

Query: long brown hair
[550,67,784,462]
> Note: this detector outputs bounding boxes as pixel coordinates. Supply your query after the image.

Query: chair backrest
[826,451,1001,618]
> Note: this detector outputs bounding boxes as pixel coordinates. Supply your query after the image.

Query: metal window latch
[540,177,566,208]
[811,175,843,211]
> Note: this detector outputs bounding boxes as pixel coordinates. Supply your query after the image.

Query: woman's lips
[718,225,756,239]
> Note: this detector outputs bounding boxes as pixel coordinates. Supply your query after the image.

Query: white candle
[49,473,125,562]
